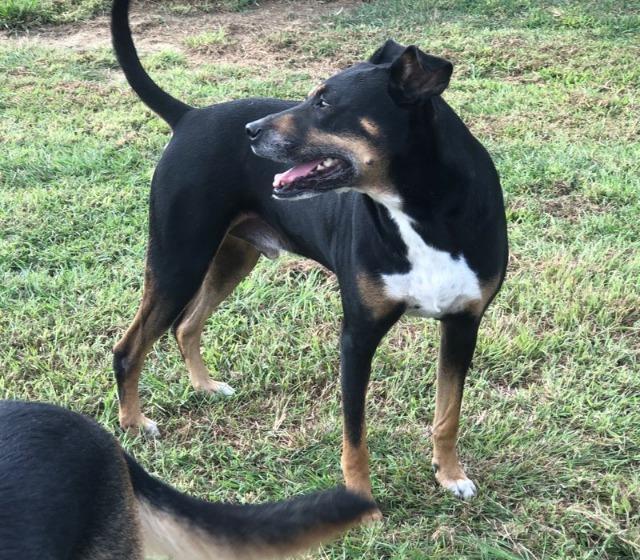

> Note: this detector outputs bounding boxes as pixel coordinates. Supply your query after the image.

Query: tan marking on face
[305,129,395,197]
[359,118,381,138]
[307,83,326,98]
[274,113,296,135]
[357,273,400,320]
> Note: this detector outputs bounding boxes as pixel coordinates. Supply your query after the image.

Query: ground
[1,0,639,558]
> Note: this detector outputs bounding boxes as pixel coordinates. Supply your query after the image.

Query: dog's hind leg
[431,314,480,499]
[173,235,260,396]
[113,270,175,436]
[114,203,234,435]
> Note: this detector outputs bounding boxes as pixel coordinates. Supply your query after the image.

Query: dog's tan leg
[432,315,479,499]
[174,235,260,395]
[341,422,372,499]
[341,423,383,522]
[113,272,172,436]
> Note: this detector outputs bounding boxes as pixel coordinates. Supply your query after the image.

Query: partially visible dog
[0,400,375,560]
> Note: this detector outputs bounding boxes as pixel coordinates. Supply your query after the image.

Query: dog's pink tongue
[273,160,323,187]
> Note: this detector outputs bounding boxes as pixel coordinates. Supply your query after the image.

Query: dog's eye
[315,97,330,108]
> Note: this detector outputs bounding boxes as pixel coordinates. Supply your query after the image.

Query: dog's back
[0,401,375,560]
[0,400,140,560]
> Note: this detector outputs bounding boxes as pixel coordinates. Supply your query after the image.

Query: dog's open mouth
[272,157,353,198]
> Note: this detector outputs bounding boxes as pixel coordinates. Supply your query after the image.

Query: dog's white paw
[122,414,160,438]
[140,416,160,438]
[193,379,236,397]
[215,382,235,397]
[446,478,477,500]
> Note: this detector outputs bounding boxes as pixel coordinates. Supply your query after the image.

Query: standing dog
[111,0,507,503]
[0,400,375,560]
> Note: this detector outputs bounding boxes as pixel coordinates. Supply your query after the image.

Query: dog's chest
[380,207,481,318]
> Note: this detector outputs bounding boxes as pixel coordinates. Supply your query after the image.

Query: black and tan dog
[0,400,375,559]
[111,0,507,504]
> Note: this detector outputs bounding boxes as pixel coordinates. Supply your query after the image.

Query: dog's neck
[380,97,472,220]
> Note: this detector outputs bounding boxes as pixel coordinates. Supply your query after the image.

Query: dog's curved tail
[125,453,376,559]
[111,0,192,128]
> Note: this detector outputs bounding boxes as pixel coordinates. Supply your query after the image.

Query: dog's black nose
[245,122,263,141]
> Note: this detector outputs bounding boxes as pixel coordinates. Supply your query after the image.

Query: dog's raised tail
[125,453,376,559]
[111,0,192,128]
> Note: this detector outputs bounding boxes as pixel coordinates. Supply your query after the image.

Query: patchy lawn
[1,0,639,558]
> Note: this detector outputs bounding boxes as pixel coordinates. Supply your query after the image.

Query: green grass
[0,0,256,29]
[1,0,639,558]
[184,27,229,54]
[0,0,109,28]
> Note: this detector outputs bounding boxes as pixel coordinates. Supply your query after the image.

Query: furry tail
[111,0,192,128]
[125,454,376,559]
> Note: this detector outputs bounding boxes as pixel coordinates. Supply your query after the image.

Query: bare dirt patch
[1,0,363,77]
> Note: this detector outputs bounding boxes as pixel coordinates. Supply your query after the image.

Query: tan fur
[431,329,468,488]
[359,118,381,138]
[341,423,372,500]
[307,83,326,98]
[116,219,263,432]
[108,451,144,559]
[356,273,399,320]
[305,129,394,198]
[265,518,369,558]
[114,270,170,433]
[465,274,501,317]
[137,497,369,560]
[81,446,143,559]
[274,113,296,135]
[138,498,236,560]
[175,235,260,393]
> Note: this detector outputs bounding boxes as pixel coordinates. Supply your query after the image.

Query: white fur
[373,193,481,318]
[446,478,477,500]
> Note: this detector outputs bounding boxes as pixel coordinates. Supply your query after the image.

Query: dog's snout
[245,121,263,141]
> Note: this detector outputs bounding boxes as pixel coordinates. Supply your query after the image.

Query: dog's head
[246,39,453,201]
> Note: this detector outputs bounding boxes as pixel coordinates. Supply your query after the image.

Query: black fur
[0,401,140,560]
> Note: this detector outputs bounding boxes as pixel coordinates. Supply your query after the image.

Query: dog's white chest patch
[380,203,481,318]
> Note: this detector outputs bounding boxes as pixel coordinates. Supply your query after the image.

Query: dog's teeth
[323,158,334,166]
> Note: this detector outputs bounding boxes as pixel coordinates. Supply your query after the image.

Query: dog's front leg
[432,314,480,499]
[339,309,398,510]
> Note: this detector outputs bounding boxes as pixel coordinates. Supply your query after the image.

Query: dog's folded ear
[369,38,406,64]
[389,46,453,105]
